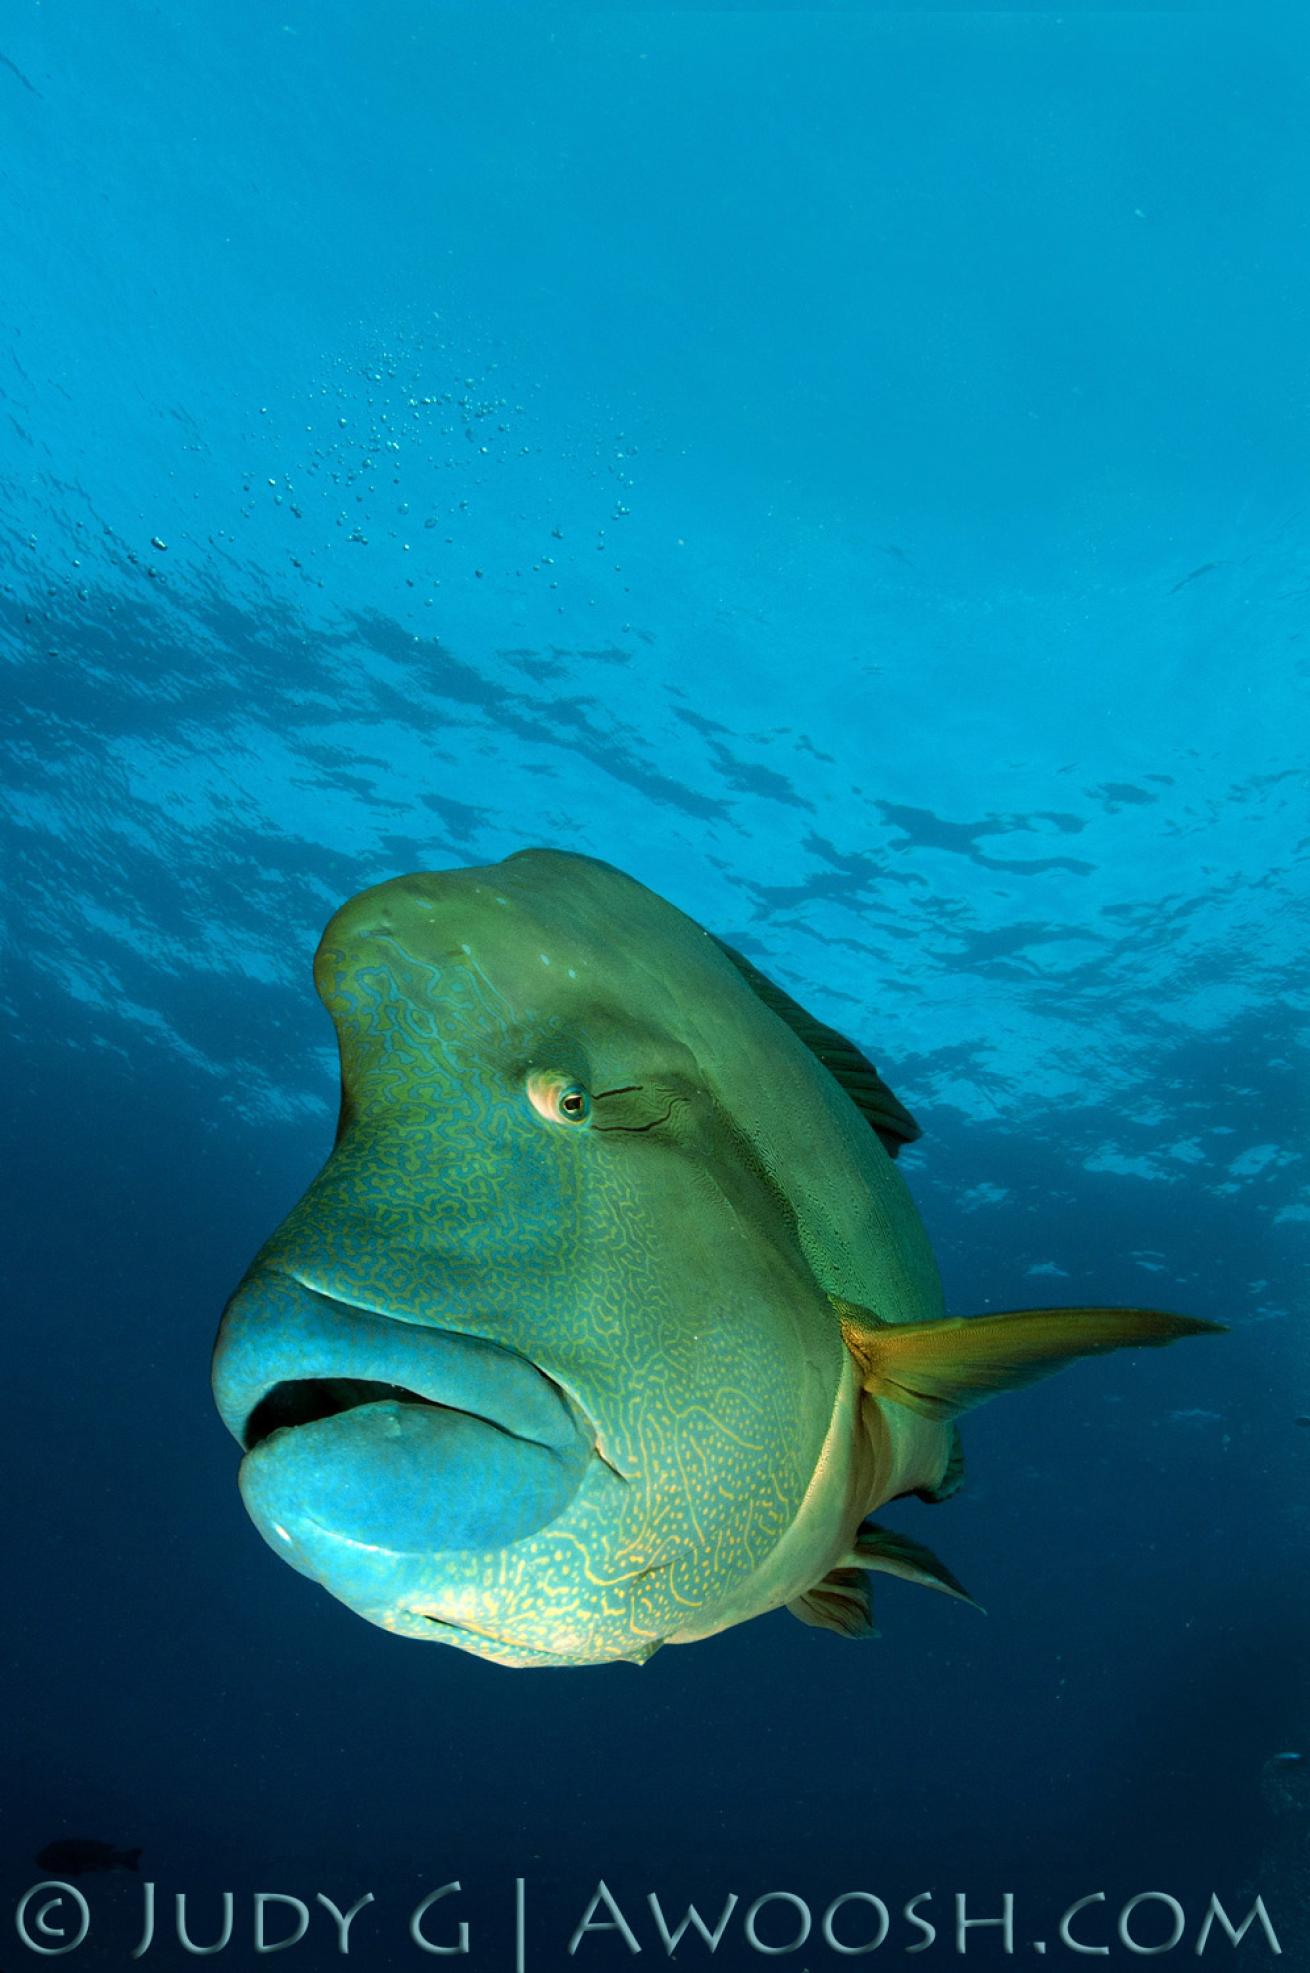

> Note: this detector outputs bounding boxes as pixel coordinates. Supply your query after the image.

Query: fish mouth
[243,1376,449,1452]
[212,1271,595,1571]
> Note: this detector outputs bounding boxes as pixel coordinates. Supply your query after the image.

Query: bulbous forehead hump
[314,848,705,1002]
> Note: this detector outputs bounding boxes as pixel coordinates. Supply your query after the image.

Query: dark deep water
[2,7,1307,1967]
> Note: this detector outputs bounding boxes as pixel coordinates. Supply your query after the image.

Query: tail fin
[833,1301,1225,1422]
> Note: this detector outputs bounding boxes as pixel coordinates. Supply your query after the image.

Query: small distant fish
[1270,1751,1304,1766]
[1296,1416,1310,1427]
[35,1839,142,1876]
[1169,561,1221,595]
[0,52,43,98]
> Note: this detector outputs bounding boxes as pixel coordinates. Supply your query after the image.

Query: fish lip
[212,1268,597,1459]
[252,1274,633,1483]
[216,1271,607,1563]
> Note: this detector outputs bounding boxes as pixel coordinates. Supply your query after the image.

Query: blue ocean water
[2,5,1306,1967]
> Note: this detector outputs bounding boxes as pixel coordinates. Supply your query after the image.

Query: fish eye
[526,1070,593,1126]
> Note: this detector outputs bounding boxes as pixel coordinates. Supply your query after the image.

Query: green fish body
[212,849,1218,1667]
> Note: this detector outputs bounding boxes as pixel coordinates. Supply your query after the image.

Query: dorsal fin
[711,936,921,1157]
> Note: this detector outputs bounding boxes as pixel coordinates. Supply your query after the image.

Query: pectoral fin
[832,1299,1224,1422]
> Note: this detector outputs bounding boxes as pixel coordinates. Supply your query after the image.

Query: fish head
[212,850,844,1667]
